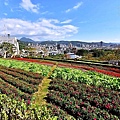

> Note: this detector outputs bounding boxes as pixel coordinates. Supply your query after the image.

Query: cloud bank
[0,18,78,41]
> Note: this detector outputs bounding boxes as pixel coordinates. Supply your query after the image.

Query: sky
[0,0,120,43]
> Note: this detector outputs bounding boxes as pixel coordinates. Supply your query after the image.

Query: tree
[92,49,104,57]
[18,41,27,50]
[114,49,120,60]
[1,42,14,58]
[76,49,89,56]
[104,53,117,61]
[71,47,77,54]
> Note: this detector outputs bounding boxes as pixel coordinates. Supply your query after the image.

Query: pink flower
[81,102,84,105]
[77,112,81,116]
[76,105,80,108]
[27,99,31,105]
[105,103,111,109]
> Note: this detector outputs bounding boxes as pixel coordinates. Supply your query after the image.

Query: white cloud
[4,13,8,16]
[20,0,39,13]
[65,9,71,13]
[41,11,53,15]
[61,19,72,24]
[73,2,83,9]
[4,0,8,6]
[0,18,78,41]
[65,2,83,13]
[10,8,14,12]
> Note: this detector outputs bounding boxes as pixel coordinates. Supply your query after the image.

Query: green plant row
[51,67,120,91]
[0,58,119,91]
[0,58,51,76]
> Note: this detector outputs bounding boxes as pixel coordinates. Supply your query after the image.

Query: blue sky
[0,0,120,43]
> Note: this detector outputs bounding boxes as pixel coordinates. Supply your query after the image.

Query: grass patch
[33,64,57,105]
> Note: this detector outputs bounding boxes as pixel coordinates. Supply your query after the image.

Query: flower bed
[0,65,44,101]
[0,71,38,94]
[13,58,120,78]
[0,78,31,100]
[1,65,43,79]
[104,66,120,73]
[0,94,56,120]
[46,79,120,119]
[78,66,120,77]
[0,66,43,85]
[0,58,120,119]
[0,59,120,91]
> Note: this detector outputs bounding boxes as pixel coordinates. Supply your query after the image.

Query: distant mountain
[20,37,35,43]
[39,40,115,47]
[19,37,119,47]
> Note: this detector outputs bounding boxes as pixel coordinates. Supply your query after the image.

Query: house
[66,53,82,59]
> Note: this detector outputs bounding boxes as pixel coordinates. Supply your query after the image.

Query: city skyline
[0,0,120,43]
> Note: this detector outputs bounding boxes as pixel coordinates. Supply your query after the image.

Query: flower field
[13,57,120,77]
[0,94,56,120]
[46,79,120,119]
[0,65,43,101]
[0,58,120,119]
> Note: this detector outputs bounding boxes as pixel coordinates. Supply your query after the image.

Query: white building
[66,53,82,59]
[0,35,20,55]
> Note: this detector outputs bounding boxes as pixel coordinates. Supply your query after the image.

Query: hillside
[19,37,118,47]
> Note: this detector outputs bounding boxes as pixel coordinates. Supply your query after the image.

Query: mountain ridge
[19,37,119,47]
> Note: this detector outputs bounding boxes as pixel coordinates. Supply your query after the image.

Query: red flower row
[0,71,37,94]
[48,79,120,118]
[0,66,42,85]
[0,78,31,100]
[13,58,120,77]
[46,90,119,119]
